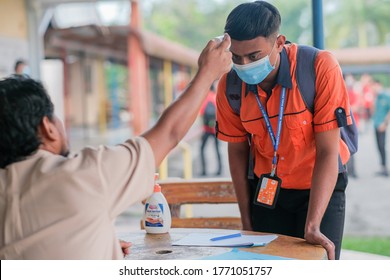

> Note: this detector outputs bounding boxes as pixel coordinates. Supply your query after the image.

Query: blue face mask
[232,43,277,85]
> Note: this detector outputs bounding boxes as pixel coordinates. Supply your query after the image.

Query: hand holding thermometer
[214,34,231,51]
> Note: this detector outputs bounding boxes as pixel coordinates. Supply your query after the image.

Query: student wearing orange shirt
[216,1,352,260]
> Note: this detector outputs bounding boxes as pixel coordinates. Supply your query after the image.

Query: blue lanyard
[253,87,286,176]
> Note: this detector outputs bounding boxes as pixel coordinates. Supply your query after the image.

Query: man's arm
[304,128,340,260]
[142,35,232,167]
[228,141,252,230]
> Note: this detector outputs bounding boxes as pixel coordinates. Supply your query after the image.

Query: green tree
[141,0,246,51]
[141,0,390,50]
[323,0,390,48]
[270,0,313,44]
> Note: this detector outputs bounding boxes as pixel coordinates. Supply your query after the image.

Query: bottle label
[144,203,164,227]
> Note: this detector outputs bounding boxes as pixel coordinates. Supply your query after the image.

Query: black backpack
[203,100,216,128]
[225,45,358,176]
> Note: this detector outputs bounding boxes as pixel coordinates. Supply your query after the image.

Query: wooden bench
[141,178,242,230]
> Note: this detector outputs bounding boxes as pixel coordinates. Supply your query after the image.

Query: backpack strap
[225,69,254,179]
[296,45,319,113]
[296,45,358,171]
[226,69,242,115]
[340,113,359,155]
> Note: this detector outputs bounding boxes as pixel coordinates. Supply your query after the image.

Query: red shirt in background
[199,90,217,134]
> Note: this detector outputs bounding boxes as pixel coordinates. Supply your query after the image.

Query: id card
[253,173,281,209]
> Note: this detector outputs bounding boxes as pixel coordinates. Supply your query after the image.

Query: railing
[158,141,193,217]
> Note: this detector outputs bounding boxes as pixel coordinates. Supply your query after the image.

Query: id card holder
[253,173,281,209]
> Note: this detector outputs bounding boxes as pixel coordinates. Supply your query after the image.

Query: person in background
[199,83,222,176]
[372,80,390,177]
[216,1,353,260]
[360,73,375,133]
[12,59,30,78]
[0,35,232,259]
[345,74,360,178]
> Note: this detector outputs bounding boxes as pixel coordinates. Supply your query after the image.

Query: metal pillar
[25,0,44,79]
[312,0,324,49]
[128,0,149,135]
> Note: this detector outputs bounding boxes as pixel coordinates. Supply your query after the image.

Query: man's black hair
[0,78,54,168]
[224,1,281,41]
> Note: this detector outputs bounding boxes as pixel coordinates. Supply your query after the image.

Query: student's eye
[232,55,241,64]
[249,54,259,61]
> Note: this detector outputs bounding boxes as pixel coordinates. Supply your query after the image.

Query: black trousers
[375,128,387,167]
[249,172,348,260]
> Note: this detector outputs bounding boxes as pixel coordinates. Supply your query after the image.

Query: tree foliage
[141,0,390,50]
[141,0,245,51]
[323,0,390,48]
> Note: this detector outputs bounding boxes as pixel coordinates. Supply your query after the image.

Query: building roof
[44,24,199,67]
[331,46,390,65]
[44,24,389,72]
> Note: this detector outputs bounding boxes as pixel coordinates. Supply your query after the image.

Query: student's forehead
[230,37,271,56]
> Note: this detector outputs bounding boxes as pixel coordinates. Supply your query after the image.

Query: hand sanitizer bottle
[143,173,171,234]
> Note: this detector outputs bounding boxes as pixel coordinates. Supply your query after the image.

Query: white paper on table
[172,233,278,247]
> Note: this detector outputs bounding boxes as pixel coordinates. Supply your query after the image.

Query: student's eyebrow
[231,50,262,58]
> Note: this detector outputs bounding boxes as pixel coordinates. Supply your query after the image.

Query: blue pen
[210,233,242,241]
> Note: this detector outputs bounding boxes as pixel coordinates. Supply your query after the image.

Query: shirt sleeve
[96,137,155,218]
[313,51,352,133]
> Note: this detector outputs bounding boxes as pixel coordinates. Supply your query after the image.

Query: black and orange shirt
[216,43,352,190]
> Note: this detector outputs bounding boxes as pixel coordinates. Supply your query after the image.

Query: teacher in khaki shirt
[0,35,232,260]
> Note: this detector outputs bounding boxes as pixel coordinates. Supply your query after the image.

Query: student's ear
[276,35,286,51]
[38,116,58,141]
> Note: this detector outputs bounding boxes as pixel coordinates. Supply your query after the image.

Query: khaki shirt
[0,137,155,259]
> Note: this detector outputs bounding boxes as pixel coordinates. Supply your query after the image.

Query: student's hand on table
[305,228,335,260]
[119,240,132,257]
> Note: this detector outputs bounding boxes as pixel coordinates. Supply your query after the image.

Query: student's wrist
[305,221,321,234]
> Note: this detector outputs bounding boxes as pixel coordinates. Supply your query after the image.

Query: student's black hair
[224,1,281,41]
[0,78,54,168]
